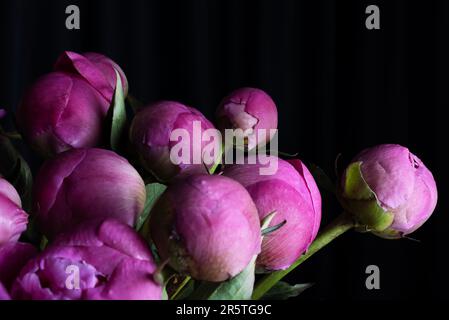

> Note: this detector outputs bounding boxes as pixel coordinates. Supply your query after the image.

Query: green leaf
[136,183,167,231]
[191,256,257,300]
[110,69,127,152]
[0,134,33,211]
[2,131,22,140]
[149,242,161,264]
[40,236,49,251]
[261,281,313,300]
[0,134,18,178]
[11,157,33,211]
[162,286,169,300]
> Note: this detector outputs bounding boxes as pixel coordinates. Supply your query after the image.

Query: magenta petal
[0,283,10,300]
[0,178,22,207]
[83,52,129,97]
[224,156,322,271]
[216,88,278,149]
[54,51,114,102]
[34,148,145,238]
[390,159,438,234]
[53,77,109,149]
[247,180,315,270]
[96,220,153,261]
[12,271,60,300]
[130,101,215,182]
[85,259,160,300]
[16,72,74,155]
[0,179,28,246]
[33,148,87,236]
[287,159,322,240]
[0,242,37,290]
[16,72,109,156]
[356,144,416,210]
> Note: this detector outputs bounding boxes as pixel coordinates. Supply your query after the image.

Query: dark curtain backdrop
[1,0,448,300]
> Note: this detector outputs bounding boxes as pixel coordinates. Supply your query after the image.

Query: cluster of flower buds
[0,50,438,301]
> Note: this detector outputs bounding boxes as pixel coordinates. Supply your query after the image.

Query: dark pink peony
[11,219,162,300]
[340,144,438,238]
[150,174,261,282]
[224,156,321,271]
[33,148,146,238]
[0,242,37,291]
[130,101,216,182]
[0,178,28,246]
[216,88,278,150]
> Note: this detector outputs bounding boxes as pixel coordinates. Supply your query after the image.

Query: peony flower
[340,144,438,238]
[0,242,37,291]
[16,72,110,156]
[33,148,146,238]
[54,51,128,102]
[17,51,128,157]
[224,156,321,271]
[11,219,162,300]
[215,88,278,150]
[0,178,28,246]
[0,283,9,300]
[149,174,261,282]
[129,101,216,182]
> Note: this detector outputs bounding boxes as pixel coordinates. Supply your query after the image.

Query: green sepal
[261,281,313,300]
[109,69,127,152]
[341,162,394,232]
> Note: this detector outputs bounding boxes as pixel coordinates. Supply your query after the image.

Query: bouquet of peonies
[0,51,438,300]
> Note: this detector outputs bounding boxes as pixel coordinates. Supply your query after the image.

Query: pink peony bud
[340,144,438,238]
[130,101,216,182]
[224,156,321,271]
[216,88,278,150]
[54,51,128,102]
[0,178,28,246]
[149,174,261,282]
[17,51,128,157]
[33,148,146,238]
[16,72,110,156]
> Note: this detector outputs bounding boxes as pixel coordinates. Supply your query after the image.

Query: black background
[0,0,448,300]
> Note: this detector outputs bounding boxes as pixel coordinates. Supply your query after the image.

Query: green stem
[3,131,22,140]
[209,143,225,174]
[251,212,355,300]
[170,276,191,300]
